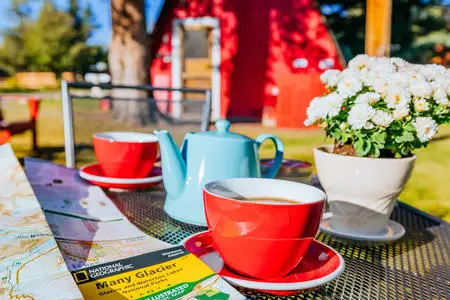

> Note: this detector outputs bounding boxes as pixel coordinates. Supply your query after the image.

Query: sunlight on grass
[4,99,450,222]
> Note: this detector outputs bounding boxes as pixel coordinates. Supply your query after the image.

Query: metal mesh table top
[107,186,450,300]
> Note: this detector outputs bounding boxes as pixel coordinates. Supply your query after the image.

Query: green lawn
[5,99,450,222]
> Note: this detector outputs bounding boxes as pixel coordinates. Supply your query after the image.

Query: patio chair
[61,80,212,168]
[0,97,40,150]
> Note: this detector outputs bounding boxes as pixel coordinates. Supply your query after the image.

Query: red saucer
[79,163,162,189]
[183,231,345,296]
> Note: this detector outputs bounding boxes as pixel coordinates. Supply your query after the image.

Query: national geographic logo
[73,270,89,283]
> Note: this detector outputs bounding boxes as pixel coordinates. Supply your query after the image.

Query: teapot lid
[196,120,251,141]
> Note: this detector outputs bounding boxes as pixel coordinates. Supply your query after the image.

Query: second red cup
[93,132,158,178]
[203,178,326,279]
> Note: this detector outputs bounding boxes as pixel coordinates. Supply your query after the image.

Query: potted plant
[306,55,450,235]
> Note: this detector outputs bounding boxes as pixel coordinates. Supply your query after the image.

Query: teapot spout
[153,130,186,199]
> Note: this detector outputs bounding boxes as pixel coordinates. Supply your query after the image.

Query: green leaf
[334,130,341,140]
[372,147,381,158]
[354,138,364,156]
[403,122,415,132]
[372,131,387,145]
[394,136,403,143]
[362,140,372,156]
[404,131,415,142]
[341,132,350,144]
[395,131,415,143]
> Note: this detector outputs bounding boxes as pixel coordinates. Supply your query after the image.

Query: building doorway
[172,17,220,120]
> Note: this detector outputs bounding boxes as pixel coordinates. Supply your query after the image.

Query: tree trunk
[109,0,156,125]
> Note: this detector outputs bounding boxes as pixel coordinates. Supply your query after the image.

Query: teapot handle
[255,134,284,178]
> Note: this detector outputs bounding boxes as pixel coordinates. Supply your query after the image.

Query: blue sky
[0,0,164,47]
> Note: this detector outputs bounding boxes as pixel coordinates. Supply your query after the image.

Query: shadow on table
[326,201,409,237]
[320,205,435,255]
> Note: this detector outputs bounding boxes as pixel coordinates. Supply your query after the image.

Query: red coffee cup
[93,132,159,178]
[203,178,326,279]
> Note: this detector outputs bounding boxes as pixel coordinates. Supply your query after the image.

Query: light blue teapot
[154,120,284,226]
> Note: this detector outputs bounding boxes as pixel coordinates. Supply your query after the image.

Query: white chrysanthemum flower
[436,95,450,106]
[304,97,327,126]
[390,73,410,87]
[434,76,450,89]
[420,65,445,81]
[355,92,380,105]
[372,110,394,127]
[419,64,447,81]
[337,72,363,97]
[412,117,438,143]
[409,78,432,98]
[323,92,345,117]
[433,79,450,103]
[347,103,376,130]
[393,105,410,120]
[304,92,346,126]
[348,54,372,71]
[370,77,391,95]
[404,69,426,82]
[398,63,415,73]
[431,82,450,106]
[364,122,375,130]
[340,68,361,78]
[390,57,407,69]
[413,98,430,112]
[304,119,315,127]
[438,78,450,96]
[360,70,377,86]
[370,58,396,74]
[445,82,450,96]
[445,70,450,84]
[320,69,341,87]
[385,88,411,109]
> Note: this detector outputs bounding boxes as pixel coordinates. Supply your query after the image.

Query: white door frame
[171,17,221,120]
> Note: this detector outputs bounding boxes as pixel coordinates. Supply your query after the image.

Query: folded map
[25,157,246,300]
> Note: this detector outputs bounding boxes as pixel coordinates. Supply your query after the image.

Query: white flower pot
[314,145,415,235]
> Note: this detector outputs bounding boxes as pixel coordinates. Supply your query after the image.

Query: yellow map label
[72,246,217,300]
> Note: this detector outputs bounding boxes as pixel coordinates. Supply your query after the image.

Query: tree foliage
[318,0,450,63]
[0,0,106,75]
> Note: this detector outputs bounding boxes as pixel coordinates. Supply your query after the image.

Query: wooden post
[365,0,392,56]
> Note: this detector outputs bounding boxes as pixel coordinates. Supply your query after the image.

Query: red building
[150,0,343,127]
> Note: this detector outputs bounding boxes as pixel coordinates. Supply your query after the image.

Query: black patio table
[106,179,450,300]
